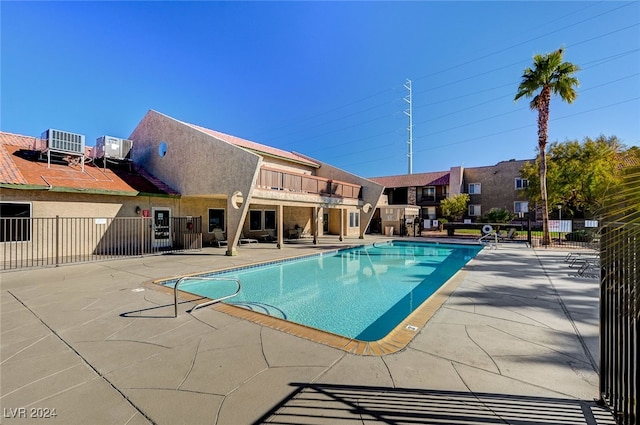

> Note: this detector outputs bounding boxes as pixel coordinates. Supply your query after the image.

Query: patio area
[0,235,615,424]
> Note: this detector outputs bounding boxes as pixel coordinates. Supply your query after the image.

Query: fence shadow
[119,298,205,318]
[254,383,615,425]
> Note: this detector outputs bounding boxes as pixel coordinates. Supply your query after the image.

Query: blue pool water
[166,241,482,341]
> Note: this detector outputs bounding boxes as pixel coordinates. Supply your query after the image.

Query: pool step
[232,301,287,319]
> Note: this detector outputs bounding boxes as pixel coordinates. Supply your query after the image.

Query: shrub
[565,230,595,242]
[482,208,516,223]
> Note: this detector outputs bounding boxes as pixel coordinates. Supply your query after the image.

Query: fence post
[527,214,532,246]
[55,215,60,267]
[140,215,144,255]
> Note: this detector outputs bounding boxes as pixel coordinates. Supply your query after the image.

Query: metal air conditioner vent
[40,129,86,154]
[94,136,133,161]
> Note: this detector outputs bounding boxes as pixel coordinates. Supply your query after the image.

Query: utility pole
[404,79,413,174]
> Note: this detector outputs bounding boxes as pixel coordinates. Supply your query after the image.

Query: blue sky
[2,1,639,178]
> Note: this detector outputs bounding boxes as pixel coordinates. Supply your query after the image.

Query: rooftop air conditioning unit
[40,129,85,155]
[95,136,133,161]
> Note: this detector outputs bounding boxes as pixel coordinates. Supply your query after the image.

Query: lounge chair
[567,253,599,268]
[212,229,228,247]
[564,250,599,263]
[239,233,259,245]
[497,228,516,241]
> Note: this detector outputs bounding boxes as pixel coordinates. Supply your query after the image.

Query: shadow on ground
[254,383,615,425]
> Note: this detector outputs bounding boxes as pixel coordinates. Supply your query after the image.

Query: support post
[277,204,283,249]
[313,206,318,245]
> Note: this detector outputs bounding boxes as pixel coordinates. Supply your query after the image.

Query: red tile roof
[185,122,320,168]
[368,171,450,188]
[0,131,178,196]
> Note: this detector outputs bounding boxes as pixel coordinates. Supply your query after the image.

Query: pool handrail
[478,232,498,248]
[174,276,241,317]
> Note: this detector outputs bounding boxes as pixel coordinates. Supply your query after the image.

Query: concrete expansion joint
[381,357,396,388]
[451,362,515,425]
[5,290,156,425]
[487,325,593,367]
[259,327,271,368]
[0,334,50,365]
[465,325,502,375]
[213,365,272,424]
[177,337,202,390]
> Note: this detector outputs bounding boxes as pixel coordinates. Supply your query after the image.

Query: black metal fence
[510,218,601,250]
[600,221,638,425]
[1,216,202,271]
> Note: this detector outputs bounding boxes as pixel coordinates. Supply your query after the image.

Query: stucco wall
[129,110,263,253]
[261,157,316,175]
[129,110,261,198]
[0,189,179,218]
[449,166,464,196]
[462,159,531,216]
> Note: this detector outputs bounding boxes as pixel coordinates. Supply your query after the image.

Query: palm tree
[515,48,579,245]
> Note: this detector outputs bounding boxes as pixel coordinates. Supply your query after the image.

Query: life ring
[482,224,493,234]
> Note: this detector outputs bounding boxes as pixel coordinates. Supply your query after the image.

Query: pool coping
[150,241,477,356]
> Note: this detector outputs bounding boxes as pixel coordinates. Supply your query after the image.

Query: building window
[208,209,225,232]
[468,183,481,194]
[421,186,435,201]
[514,201,529,214]
[264,210,276,230]
[422,207,436,219]
[349,211,360,228]
[468,204,481,216]
[515,178,529,190]
[249,210,262,231]
[250,210,277,231]
[0,202,31,242]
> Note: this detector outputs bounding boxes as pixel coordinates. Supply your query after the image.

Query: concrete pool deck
[1,235,615,424]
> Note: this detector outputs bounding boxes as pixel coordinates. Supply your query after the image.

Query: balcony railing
[256,167,361,199]
[418,195,447,201]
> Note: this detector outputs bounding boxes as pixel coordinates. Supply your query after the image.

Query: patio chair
[497,228,516,241]
[574,258,600,278]
[258,230,276,242]
[567,253,600,268]
[212,229,228,247]
[565,250,599,263]
[239,233,259,245]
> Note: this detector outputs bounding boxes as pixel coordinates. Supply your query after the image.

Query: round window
[158,141,168,158]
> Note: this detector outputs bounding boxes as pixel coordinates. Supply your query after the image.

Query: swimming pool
[163,241,482,345]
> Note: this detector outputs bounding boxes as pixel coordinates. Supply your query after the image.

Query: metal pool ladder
[174,276,241,317]
[478,232,498,249]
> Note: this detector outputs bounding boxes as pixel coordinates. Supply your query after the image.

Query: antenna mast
[404,79,413,174]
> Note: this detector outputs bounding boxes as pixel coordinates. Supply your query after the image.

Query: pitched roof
[184,122,320,168]
[0,131,179,196]
[368,171,450,188]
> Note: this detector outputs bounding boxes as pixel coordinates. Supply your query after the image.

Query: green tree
[515,48,580,245]
[440,193,469,221]
[520,135,626,218]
